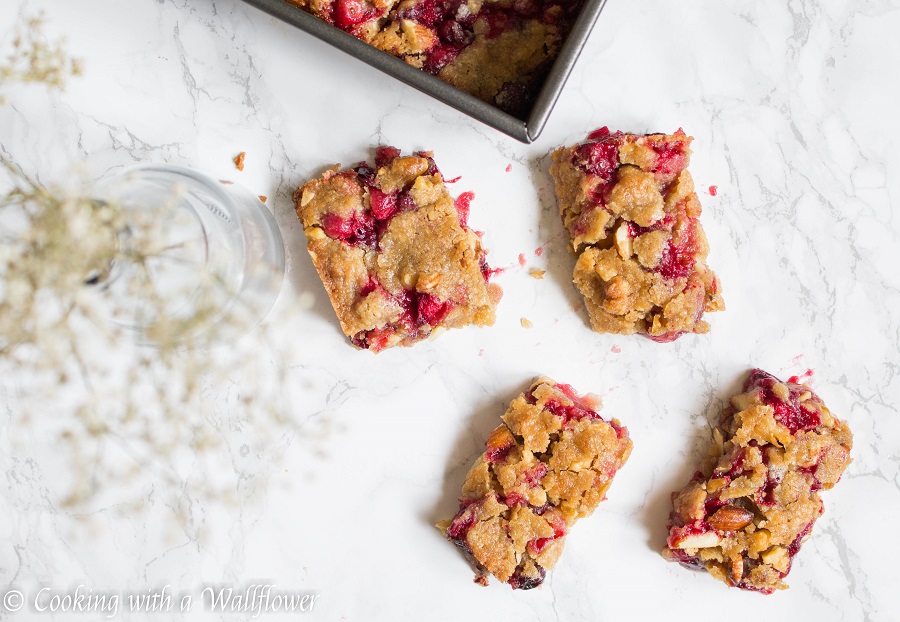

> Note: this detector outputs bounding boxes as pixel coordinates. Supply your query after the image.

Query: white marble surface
[1,0,898,620]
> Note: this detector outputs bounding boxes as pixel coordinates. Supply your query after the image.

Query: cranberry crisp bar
[550,128,724,342]
[283,0,579,116]
[293,147,502,352]
[663,369,853,593]
[438,377,632,589]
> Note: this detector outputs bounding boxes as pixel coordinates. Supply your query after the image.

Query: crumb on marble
[520,317,533,328]
[259,195,267,203]
[529,268,545,280]
[234,151,246,171]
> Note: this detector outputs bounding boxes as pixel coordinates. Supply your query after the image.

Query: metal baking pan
[240,0,608,143]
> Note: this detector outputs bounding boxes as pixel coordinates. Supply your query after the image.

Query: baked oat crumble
[550,128,724,341]
[283,0,581,117]
[293,146,502,352]
[662,369,853,593]
[438,377,632,589]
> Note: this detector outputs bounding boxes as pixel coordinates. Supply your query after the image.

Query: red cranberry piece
[478,255,502,282]
[417,292,453,326]
[394,289,453,328]
[321,212,377,249]
[584,178,615,208]
[655,237,696,280]
[540,384,601,424]
[397,191,418,213]
[375,146,401,169]
[586,127,611,141]
[485,443,514,463]
[334,0,376,28]
[446,507,477,540]
[647,331,684,343]
[528,525,566,555]
[717,448,747,480]
[359,275,381,297]
[508,564,545,590]
[438,20,474,46]
[653,142,687,176]
[748,369,822,434]
[667,547,705,571]
[350,326,394,351]
[744,368,777,392]
[799,464,822,491]
[787,518,817,558]
[454,191,474,227]
[554,383,593,408]
[393,289,417,328]
[350,331,369,349]
[573,140,619,180]
[703,491,728,516]
[787,369,814,384]
[369,187,398,221]
[423,44,461,74]
[755,470,781,507]
[400,0,445,26]
[763,390,821,433]
[353,161,377,187]
[610,420,628,439]
[628,212,675,237]
[523,462,547,487]
[504,492,527,506]
[479,9,510,37]
[543,398,597,424]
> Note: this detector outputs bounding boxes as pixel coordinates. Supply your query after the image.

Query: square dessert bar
[550,128,724,342]
[293,146,502,352]
[284,0,579,116]
[438,377,632,589]
[663,369,853,593]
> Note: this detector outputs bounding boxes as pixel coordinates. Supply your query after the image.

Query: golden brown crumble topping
[438,376,632,589]
[550,128,724,341]
[282,0,579,117]
[293,146,501,352]
[663,369,853,593]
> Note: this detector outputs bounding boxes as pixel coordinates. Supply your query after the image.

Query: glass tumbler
[93,164,285,347]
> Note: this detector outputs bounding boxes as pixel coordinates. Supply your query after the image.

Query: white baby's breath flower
[0,17,304,523]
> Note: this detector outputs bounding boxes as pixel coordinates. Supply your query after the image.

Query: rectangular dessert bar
[663,369,853,593]
[283,0,580,117]
[293,146,502,352]
[550,128,724,342]
[438,376,632,589]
